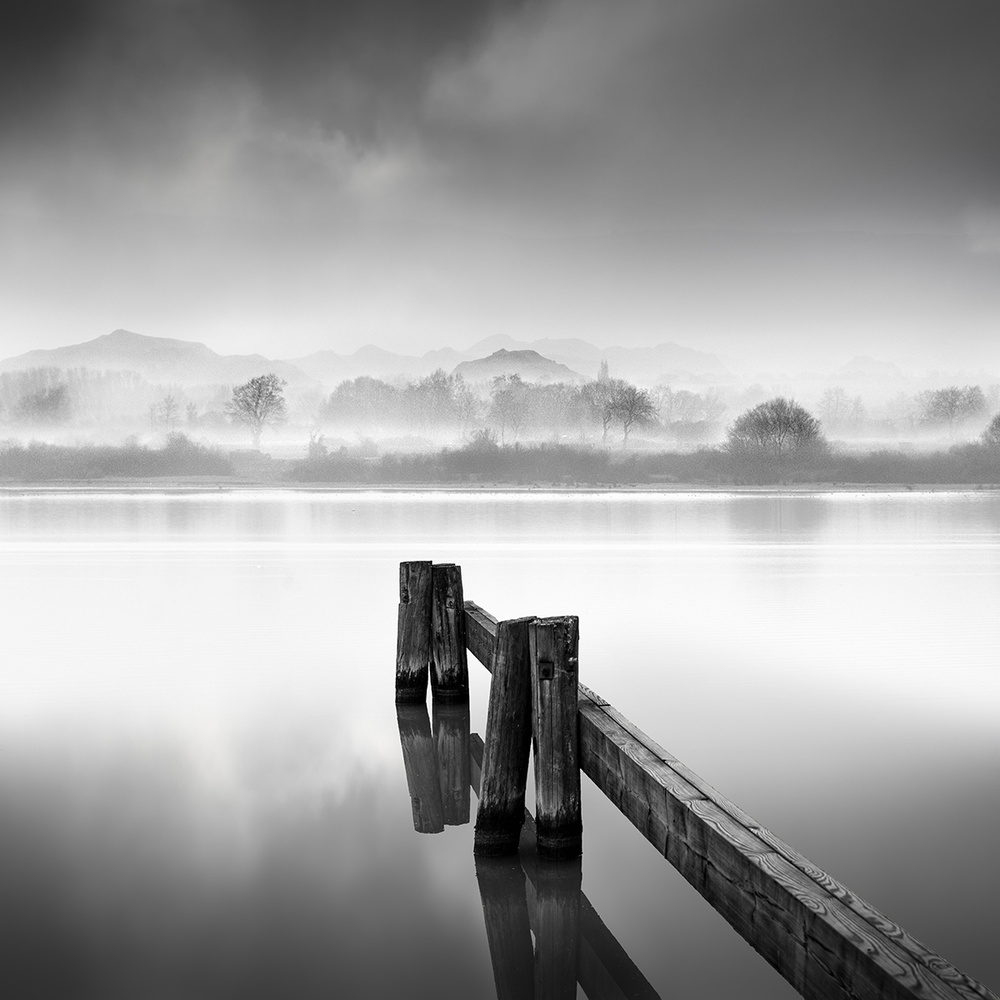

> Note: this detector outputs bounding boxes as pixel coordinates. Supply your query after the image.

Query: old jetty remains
[395,560,997,1000]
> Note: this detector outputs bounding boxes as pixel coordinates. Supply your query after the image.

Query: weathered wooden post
[431,563,469,702]
[433,701,471,825]
[395,704,445,834]
[530,616,582,860]
[395,560,432,704]
[474,617,535,856]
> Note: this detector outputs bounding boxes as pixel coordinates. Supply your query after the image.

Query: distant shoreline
[1,479,997,495]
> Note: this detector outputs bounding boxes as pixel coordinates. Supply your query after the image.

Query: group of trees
[318,367,692,446]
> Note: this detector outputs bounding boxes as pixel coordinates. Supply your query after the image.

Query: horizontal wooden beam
[463,602,996,1000]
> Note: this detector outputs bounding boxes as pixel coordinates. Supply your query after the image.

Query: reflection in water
[408,728,664,1000]
[434,703,471,826]
[397,705,445,833]
[3,491,999,996]
[0,727,495,999]
[396,704,471,832]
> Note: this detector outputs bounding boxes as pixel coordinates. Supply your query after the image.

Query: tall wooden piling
[395,560,432,703]
[431,563,469,702]
[474,617,535,856]
[530,616,582,860]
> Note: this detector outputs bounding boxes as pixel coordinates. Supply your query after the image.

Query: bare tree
[611,382,657,446]
[227,374,287,449]
[581,378,619,444]
[727,397,823,456]
[157,394,179,433]
[916,385,986,435]
[488,374,530,443]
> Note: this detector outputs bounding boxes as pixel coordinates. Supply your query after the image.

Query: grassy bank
[0,435,233,481]
[3,439,1000,487]
[289,441,1000,486]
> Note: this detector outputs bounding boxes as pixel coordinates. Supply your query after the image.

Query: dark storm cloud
[4,0,999,227]
[0,0,532,150]
[420,0,1000,231]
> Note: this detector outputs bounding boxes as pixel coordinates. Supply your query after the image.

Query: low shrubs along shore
[0,435,233,480]
[289,440,1000,486]
[2,438,999,485]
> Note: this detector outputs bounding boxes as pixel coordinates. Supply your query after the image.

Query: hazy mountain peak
[453,348,584,384]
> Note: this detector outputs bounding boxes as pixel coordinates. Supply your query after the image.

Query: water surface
[2,490,997,997]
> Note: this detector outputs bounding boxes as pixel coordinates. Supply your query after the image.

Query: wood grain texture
[431,563,469,702]
[577,690,996,1000]
[474,617,535,856]
[465,601,499,672]
[464,603,997,1000]
[530,616,582,860]
[432,701,470,826]
[395,561,432,703]
[395,704,444,834]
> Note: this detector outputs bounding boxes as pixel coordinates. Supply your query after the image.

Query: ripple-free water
[1,490,998,998]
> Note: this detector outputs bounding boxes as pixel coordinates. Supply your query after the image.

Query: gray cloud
[2,1,1000,364]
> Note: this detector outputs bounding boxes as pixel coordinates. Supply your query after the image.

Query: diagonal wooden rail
[464,600,997,1000]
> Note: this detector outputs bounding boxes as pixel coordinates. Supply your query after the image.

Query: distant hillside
[1,329,316,389]
[455,335,732,385]
[288,345,466,385]
[452,349,584,384]
[833,355,905,381]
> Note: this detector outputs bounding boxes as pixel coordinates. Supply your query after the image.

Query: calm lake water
[1,489,998,998]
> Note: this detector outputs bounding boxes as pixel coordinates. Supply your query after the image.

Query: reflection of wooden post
[396,705,444,833]
[475,617,534,856]
[396,561,432,704]
[534,857,582,1000]
[471,733,663,1000]
[476,857,536,1000]
[431,563,469,702]
[433,702,471,825]
[530,616,582,860]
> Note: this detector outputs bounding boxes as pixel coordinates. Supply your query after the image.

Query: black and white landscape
[2,5,1000,1000]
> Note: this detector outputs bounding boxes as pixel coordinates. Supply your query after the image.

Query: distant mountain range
[289,334,733,386]
[0,329,318,390]
[0,329,735,389]
[5,330,968,396]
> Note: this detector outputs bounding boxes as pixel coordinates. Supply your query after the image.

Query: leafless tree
[611,382,657,446]
[226,373,287,449]
[727,397,823,456]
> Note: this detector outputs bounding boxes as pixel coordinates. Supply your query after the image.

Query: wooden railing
[397,561,997,1000]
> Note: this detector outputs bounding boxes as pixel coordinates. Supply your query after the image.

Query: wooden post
[395,560,432,704]
[474,617,535,856]
[431,563,469,702]
[530,616,582,860]
[534,857,582,1000]
[433,701,471,825]
[395,704,444,834]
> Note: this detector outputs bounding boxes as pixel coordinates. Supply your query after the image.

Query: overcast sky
[2,0,999,371]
